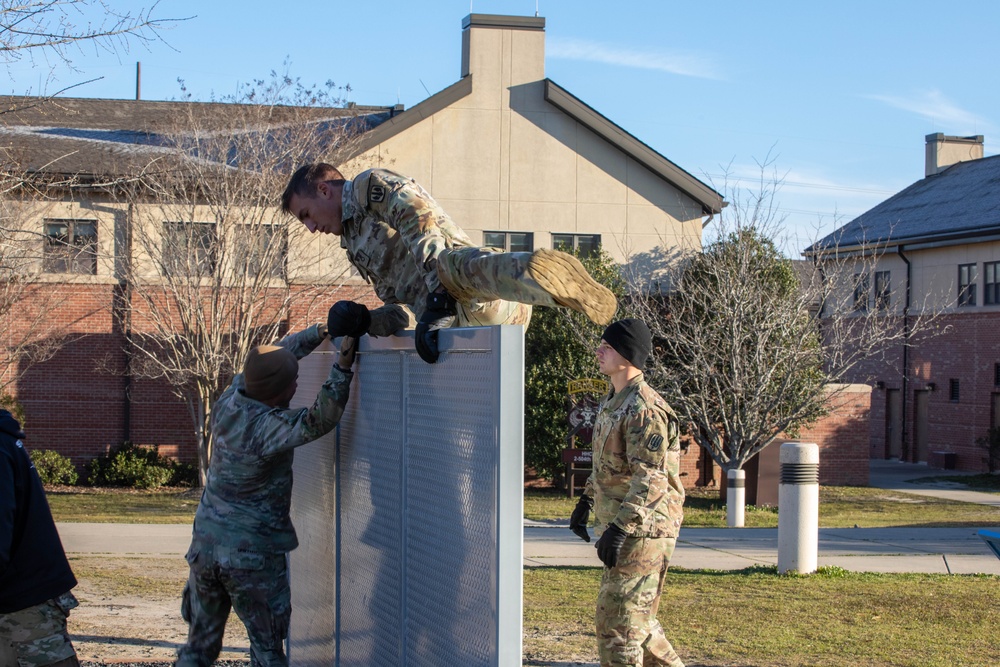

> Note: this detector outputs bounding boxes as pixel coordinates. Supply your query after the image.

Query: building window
[163,222,217,276]
[873,270,891,310]
[552,233,601,258]
[238,225,287,279]
[995,362,1000,386]
[958,263,977,307]
[949,379,960,402]
[483,231,533,253]
[853,273,869,312]
[985,261,1000,305]
[43,219,97,275]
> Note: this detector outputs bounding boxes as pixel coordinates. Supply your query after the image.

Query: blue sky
[6,0,998,255]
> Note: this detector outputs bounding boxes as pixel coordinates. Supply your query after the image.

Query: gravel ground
[81,662,250,666]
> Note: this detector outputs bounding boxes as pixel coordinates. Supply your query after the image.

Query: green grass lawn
[526,484,1000,528]
[70,555,1000,667]
[524,566,1000,666]
[49,477,1000,528]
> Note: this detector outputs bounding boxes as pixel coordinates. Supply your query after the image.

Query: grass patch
[913,473,1000,493]
[526,485,1000,528]
[71,556,1000,666]
[51,479,1000,528]
[69,555,188,600]
[525,566,1000,666]
[47,486,200,524]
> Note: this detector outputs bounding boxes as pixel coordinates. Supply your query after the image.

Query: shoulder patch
[369,183,386,203]
[647,434,663,452]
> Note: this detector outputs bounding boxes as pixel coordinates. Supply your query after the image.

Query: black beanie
[601,318,652,370]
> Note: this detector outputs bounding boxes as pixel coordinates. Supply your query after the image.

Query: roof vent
[925,133,984,177]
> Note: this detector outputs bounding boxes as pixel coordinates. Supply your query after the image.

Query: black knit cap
[601,318,652,370]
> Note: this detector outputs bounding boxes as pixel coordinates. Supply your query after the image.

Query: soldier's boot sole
[527,248,617,325]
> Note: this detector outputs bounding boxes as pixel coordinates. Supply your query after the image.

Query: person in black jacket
[0,409,80,667]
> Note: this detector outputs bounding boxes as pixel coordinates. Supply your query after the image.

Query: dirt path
[67,557,250,664]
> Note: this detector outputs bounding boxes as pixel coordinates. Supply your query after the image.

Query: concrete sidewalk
[58,459,1000,574]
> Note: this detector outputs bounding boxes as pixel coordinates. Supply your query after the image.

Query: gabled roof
[340,75,724,217]
[807,153,1000,254]
[543,81,724,216]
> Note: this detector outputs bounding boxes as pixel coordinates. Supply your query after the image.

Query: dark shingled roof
[0,96,397,177]
[807,153,1000,253]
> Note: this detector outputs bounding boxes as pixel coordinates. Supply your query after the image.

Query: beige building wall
[342,15,707,281]
[831,240,1000,316]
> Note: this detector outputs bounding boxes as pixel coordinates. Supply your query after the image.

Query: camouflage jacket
[190,324,351,554]
[584,374,685,538]
[340,169,477,319]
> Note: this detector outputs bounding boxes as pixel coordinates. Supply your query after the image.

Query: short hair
[281,163,346,214]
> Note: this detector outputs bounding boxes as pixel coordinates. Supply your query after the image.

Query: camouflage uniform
[0,593,78,667]
[176,324,352,667]
[341,168,599,333]
[584,374,685,667]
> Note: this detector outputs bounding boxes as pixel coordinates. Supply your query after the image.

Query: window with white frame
[483,231,533,253]
[238,224,287,279]
[958,263,977,307]
[43,219,97,275]
[162,221,217,277]
[552,233,600,258]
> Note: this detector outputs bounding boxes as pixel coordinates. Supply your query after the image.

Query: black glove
[595,522,628,569]
[414,291,457,364]
[327,301,371,339]
[569,494,593,542]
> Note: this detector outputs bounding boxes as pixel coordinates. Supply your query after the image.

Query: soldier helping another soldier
[281,164,618,363]
[176,322,362,667]
[569,318,687,667]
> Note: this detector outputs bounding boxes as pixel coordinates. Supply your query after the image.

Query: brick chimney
[925,133,984,177]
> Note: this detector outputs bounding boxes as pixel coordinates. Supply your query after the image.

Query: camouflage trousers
[596,537,683,667]
[176,545,290,667]
[436,247,549,327]
[0,592,79,667]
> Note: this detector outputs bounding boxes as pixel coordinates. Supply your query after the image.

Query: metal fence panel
[289,326,524,667]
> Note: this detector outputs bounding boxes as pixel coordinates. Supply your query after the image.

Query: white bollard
[726,468,745,528]
[777,442,819,574]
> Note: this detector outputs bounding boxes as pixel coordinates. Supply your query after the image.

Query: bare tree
[629,161,944,525]
[0,1,178,67]
[114,75,368,484]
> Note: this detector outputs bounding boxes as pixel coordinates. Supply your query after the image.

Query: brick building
[808,133,1000,472]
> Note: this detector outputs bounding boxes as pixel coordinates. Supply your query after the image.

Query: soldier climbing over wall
[282,164,618,363]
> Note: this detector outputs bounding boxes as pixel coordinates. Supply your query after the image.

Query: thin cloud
[865,90,992,132]
[548,37,722,80]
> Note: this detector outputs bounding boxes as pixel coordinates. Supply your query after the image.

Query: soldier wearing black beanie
[569,316,687,667]
[600,317,652,370]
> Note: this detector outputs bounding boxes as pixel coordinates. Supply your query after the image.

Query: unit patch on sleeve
[369,183,386,203]
[646,434,663,452]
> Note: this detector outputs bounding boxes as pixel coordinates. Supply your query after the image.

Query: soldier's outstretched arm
[274,323,329,360]
[256,347,355,455]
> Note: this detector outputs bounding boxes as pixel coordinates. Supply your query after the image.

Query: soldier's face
[290,181,344,235]
[595,340,629,376]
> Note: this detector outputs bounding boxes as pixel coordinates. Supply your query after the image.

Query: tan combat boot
[527,248,618,325]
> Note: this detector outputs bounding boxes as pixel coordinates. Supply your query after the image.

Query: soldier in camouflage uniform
[568,319,686,667]
[176,323,358,667]
[281,163,618,363]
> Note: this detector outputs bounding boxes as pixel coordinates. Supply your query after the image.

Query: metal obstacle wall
[288,326,524,667]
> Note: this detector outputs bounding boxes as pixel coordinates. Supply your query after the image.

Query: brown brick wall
[846,311,1000,472]
[4,281,379,470]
